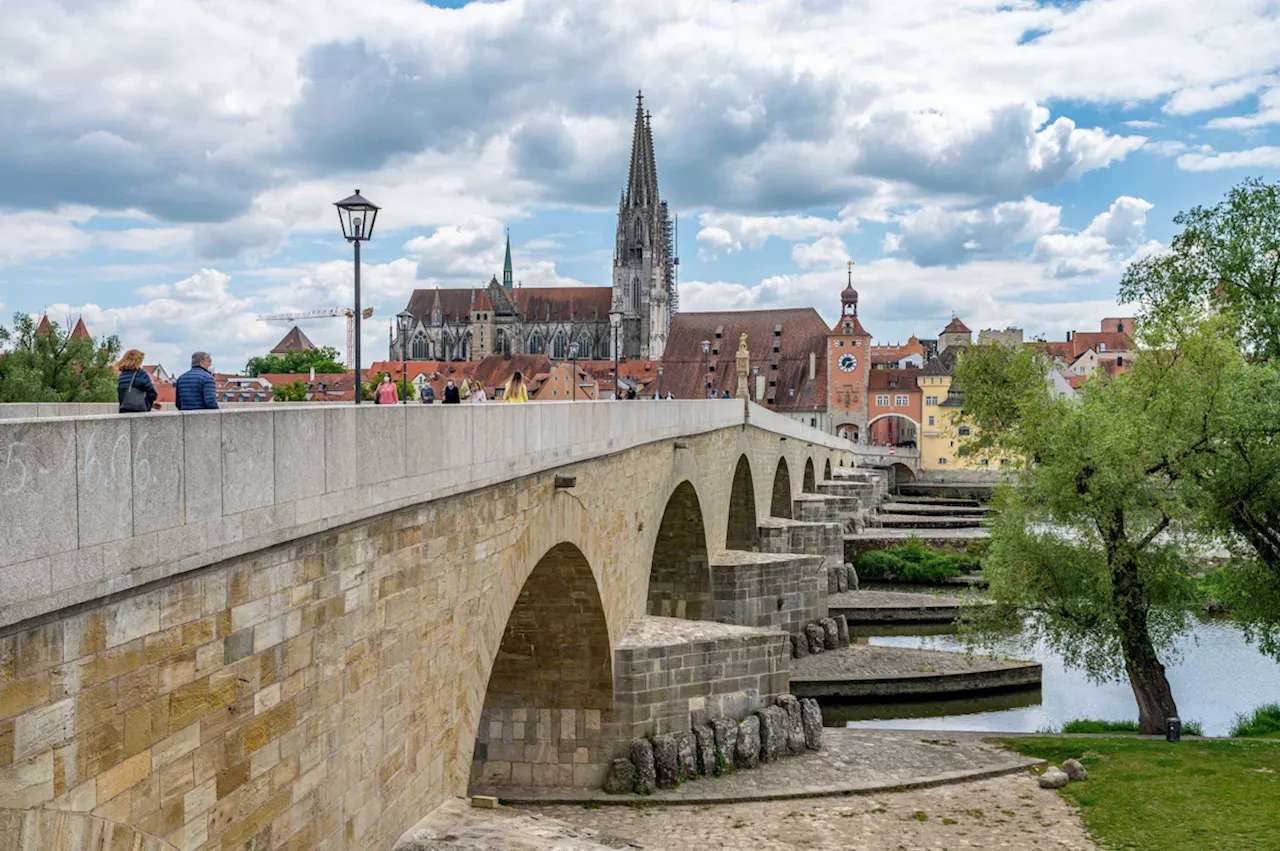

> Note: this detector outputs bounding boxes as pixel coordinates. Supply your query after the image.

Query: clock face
[838,353,857,373]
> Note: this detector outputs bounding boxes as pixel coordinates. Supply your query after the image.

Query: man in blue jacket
[175,351,219,410]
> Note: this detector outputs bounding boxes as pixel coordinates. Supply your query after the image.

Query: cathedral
[391,92,676,363]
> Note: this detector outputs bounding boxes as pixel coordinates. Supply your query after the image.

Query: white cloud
[696,211,856,260]
[887,198,1062,266]
[0,208,94,269]
[1124,120,1163,128]
[791,236,850,269]
[1177,146,1280,170]
[1162,76,1274,115]
[1032,196,1154,278]
[1206,86,1280,129]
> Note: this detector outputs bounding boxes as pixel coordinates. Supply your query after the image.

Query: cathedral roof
[269,325,316,355]
[406,288,476,324]
[513,287,613,323]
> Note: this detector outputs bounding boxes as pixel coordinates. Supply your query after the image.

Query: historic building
[826,262,873,441]
[391,93,675,363]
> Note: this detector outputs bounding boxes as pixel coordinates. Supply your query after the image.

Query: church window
[552,331,567,359]
[631,277,641,312]
[528,332,543,355]
[411,335,428,360]
[597,336,610,359]
[494,328,510,355]
[634,219,642,242]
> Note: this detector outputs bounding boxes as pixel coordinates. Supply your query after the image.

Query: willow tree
[957,325,1260,733]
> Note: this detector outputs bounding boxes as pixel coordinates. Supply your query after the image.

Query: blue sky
[1,0,1277,371]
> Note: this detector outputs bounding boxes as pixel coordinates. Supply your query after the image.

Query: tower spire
[502,228,513,291]
[626,90,657,207]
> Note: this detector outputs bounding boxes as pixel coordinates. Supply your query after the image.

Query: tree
[0,313,121,403]
[956,324,1272,733]
[244,346,343,377]
[1119,176,1280,362]
[271,379,310,402]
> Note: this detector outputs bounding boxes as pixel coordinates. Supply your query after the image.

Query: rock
[790,632,808,659]
[1062,758,1088,781]
[805,623,825,655]
[1038,767,1069,789]
[800,698,824,750]
[827,566,840,594]
[675,730,698,781]
[820,617,840,651]
[652,734,679,789]
[846,562,859,591]
[630,739,656,795]
[603,758,635,794]
[710,718,737,776]
[735,715,761,769]
[835,564,848,593]
[775,694,806,755]
[692,723,715,776]
[835,614,850,647]
[757,706,788,763]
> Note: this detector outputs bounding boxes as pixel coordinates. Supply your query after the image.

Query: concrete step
[878,502,990,517]
[891,495,983,508]
[871,514,985,529]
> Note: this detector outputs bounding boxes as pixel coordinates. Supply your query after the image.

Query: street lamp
[701,339,711,399]
[568,341,580,401]
[335,189,380,405]
[752,365,760,402]
[609,309,623,400]
[657,366,663,399]
[396,310,413,405]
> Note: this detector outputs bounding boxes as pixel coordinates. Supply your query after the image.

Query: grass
[996,736,1280,851]
[1058,718,1204,737]
[1230,703,1280,739]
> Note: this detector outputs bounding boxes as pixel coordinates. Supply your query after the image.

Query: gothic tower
[502,229,514,291]
[612,91,673,360]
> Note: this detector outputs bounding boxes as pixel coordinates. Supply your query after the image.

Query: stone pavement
[485,730,1041,805]
[828,589,968,609]
[793,642,1030,679]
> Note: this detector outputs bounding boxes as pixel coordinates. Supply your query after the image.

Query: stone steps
[871,513,985,529]
[878,502,990,517]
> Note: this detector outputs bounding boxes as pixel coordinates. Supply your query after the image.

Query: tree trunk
[1107,515,1180,734]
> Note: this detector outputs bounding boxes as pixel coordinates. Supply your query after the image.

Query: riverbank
[789,642,1041,701]
[827,589,980,624]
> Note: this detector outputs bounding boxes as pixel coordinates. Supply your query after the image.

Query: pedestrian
[420,381,435,404]
[721,390,731,399]
[115,349,159,413]
[665,392,674,400]
[472,383,488,403]
[626,386,637,400]
[175,351,219,410]
[443,378,461,404]
[375,374,399,404]
[503,371,529,403]
[459,378,473,401]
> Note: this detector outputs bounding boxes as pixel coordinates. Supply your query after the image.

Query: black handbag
[119,371,149,413]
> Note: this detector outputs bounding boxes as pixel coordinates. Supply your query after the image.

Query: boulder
[735,715,761,769]
[805,623,825,655]
[652,734,679,789]
[836,564,848,593]
[1038,767,1069,789]
[846,562,859,591]
[790,632,808,660]
[710,718,737,776]
[692,723,715,776]
[820,617,840,651]
[675,730,698,781]
[630,739,656,795]
[800,698,824,750]
[1062,758,1088,781]
[757,706,788,763]
[775,694,807,755]
[835,614,850,646]
[603,758,635,794]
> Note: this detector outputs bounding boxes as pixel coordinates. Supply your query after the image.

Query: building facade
[826,262,872,442]
[392,93,674,364]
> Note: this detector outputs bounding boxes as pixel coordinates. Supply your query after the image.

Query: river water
[837,619,1280,737]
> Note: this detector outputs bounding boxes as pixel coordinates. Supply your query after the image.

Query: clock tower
[828,261,871,442]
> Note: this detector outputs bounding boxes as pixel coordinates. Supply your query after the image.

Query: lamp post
[568,341,579,401]
[334,190,380,404]
[657,366,663,399]
[609,309,623,400]
[752,365,760,402]
[396,310,413,405]
[701,339,711,398]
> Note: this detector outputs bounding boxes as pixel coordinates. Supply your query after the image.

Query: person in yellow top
[503,370,529,403]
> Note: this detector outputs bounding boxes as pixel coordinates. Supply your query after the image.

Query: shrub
[855,551,906,578]
[855,541,982,581]
[1229,703,1280,738]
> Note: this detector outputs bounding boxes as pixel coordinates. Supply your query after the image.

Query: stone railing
[0,400,842,630]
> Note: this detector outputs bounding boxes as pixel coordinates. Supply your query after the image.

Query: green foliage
[1230,703,1280,738]
[998,736,1280,851]
[244,346,343,377]
[271,379,310,402]
[713,747,726,777]
[0,313,120,403]
[1059,719,1141,734]
[1119,176,1280,363]
[855,539,981,581]
[953,342,1053,461]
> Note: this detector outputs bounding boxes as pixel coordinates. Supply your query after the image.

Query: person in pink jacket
[374,374,399,404]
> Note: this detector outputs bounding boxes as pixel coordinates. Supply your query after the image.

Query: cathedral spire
[626,90,657,207]
[502,229,513,291]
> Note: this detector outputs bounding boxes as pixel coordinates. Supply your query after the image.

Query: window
[1099,342,1107,352]
[938,458,947,465]
[411,335,428,359]
[894,394,909,406]
[810,418,817,427]
[981,459,989,466]
[634,219,642,241]
[1000,458,1010,466]
[958,425,971,436]
[926,395,938,406]
[494,328,510,355]
[1116,356,1124,367]
[527,332,543,355]
[928,415,935,426]
[552,330,567,359]
[597,336,610,359]
[631,276,641,312]
[875,394,889,406]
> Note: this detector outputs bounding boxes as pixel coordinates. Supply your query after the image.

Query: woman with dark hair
[503,370,529,403]
[115,349,159,413]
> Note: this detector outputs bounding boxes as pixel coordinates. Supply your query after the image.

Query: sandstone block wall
[709,552,827,632]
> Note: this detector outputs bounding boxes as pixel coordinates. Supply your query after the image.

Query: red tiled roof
[868,368,920,392]
[405,289,478,323]
[1070,331,1132,359]
[1032,341,1075,361]
[270,326,316,354]
[513,287,612,323]
[663,309,829,408]
[942,317,971,334]
[70,318,91,339]
[830,315,871,336]
[35,315,52,336]
[153,382,176,405]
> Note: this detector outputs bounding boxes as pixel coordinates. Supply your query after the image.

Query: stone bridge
[0,401,889,851]
[843,444,920,485]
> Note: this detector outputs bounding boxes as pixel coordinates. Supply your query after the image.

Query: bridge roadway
[0,400,887,851]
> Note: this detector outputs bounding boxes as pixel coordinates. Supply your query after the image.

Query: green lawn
[996,737,1280,851]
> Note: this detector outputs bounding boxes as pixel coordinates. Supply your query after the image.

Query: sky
[2,0,1279,373]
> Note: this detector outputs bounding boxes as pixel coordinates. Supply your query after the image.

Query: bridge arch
[889,462,916,486]
[823,457,832,482]
[802,457,816,492]
[647,480,712,618]
[867,413,919,448]
[726,454,759,550]
[770,457,793,519]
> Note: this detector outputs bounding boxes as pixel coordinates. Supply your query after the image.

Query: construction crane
[257,308,373,367]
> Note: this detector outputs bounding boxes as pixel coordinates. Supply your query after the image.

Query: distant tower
[612,91,673,360]
[502,230,514,291]
[828,261,872,442]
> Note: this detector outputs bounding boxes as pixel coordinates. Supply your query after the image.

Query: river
[836,619,1280,737]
